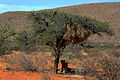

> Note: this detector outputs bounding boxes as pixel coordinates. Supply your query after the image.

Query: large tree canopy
[29,11,114,73]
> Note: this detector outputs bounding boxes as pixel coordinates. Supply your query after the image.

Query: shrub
[81,55,120,80]
[5,53,48,72]
[0,24,15,55]
[61,51,75,59]
[15,30,37,53]
[51,50,75,59]
[107,49,120,58]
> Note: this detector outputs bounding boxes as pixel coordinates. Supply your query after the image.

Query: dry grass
[4,53,48,72]
[80,55,120,80]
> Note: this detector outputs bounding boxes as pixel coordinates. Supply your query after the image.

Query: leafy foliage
[78,16,114,36]
[15,30,37,53]
[29,11,68,50]
[29,11,114,48]
[0,24,15,55]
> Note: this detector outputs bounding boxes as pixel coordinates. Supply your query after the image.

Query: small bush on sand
[81,55,120,80]
[4,53,48,72]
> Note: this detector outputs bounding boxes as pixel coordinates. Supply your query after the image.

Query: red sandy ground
[0,71,85,80]
[0,52,85,80]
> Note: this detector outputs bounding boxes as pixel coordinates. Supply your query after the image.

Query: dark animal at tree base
[61,60,68,73]
[60,60,75,74]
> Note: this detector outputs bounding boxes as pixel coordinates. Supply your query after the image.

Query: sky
[0,0,120,13]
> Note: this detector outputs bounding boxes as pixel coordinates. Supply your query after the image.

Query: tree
[28,11,114,73]
[0,23,15,55]
[15,30,37,53]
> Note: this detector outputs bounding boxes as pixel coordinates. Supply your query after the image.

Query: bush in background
[15,30,38,53]
[0,24,15,55]
[81,55,120,80]
[4,53,48,72]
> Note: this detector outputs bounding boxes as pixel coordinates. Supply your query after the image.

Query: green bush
[15,30,37,53]
[51,50,75,59]
[0,24,15,55]
[61,51,75,59]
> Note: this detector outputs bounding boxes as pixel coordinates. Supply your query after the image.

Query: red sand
[0,70,85,80]
[0,53,85,80]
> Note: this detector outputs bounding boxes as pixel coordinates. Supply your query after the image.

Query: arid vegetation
[4,53,48,72]
[0,24,15,55]
[80,54,120,80]
[0,2,120,80]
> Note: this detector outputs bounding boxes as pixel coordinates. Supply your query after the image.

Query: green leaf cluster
[15,30,37,52]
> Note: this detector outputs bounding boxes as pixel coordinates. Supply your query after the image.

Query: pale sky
[0,0,120,13]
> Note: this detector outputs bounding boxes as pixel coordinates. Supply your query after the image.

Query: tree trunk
[54,48,60,73]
